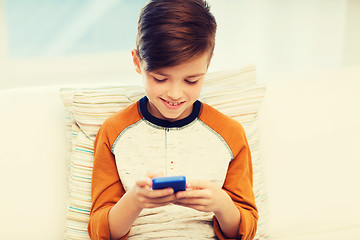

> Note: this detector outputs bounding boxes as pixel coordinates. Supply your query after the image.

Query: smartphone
[152,175,186,193]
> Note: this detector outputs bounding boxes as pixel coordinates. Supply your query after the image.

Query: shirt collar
[138,96,201,128]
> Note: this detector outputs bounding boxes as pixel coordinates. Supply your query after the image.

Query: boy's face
[132,50,211,122]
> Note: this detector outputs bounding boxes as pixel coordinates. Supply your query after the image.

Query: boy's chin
[162,114,182,122]
[159,111,185,122]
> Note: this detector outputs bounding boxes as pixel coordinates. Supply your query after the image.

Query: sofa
[1,65,359,240]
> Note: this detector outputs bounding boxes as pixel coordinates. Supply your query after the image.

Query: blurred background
[0,0,359,90]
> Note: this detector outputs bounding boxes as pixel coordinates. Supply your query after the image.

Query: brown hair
[136,0,217,72]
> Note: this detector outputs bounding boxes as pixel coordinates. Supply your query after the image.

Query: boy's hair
[136,0,217,72]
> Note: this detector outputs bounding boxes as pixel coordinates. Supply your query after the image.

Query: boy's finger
[148,188,174,198]
[136,177,152,188]
[176,188,208,199]
[187,180,210,189]
[146,170,164,179]
[139,187,174,199]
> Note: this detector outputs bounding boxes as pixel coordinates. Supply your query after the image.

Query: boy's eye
[153,77,166,83]
[185,79,199,85]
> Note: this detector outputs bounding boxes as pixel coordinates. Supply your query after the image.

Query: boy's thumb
[146,170,164,179]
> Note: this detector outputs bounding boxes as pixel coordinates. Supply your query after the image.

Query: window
[4,0,147,58]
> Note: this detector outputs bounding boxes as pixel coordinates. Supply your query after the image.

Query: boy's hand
[174,180,230,214]
[131,171,177,209]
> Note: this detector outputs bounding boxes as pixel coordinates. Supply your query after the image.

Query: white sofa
[1,65,360,240]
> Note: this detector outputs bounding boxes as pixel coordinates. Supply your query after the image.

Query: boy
[88,0,258,239]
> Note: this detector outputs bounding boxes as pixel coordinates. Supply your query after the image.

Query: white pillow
[60,65,267,240]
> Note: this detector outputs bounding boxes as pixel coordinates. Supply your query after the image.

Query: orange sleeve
[200,104,258,240]
[214,136,259,240]
[88,103,140,240]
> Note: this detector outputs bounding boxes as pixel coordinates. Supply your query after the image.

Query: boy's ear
[207,52,214,68]
[131,49,142,74]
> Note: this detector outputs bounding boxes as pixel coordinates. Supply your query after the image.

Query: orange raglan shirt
[88,96,258,240]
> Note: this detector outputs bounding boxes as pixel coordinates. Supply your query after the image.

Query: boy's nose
[167,83,183,100]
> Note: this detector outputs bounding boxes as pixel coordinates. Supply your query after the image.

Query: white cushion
[271,226,360,240]
[0,87,68,240]
[258,66,360,238]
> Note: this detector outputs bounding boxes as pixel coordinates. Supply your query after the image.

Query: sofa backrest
[1,65,359,239]
[0,87,68,239]
[258,65,360,238]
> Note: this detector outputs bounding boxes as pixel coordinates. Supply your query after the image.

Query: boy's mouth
[167,101,181,106]
[161,98,184,109]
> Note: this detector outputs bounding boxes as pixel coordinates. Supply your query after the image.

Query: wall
[207,0,350,76]
[0,0,359,90]
[0,0,7,66]
[344,0,360,65]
